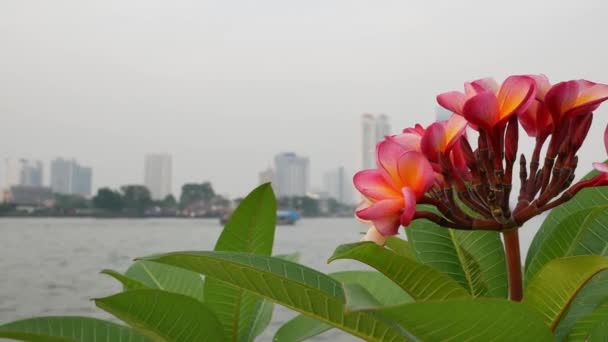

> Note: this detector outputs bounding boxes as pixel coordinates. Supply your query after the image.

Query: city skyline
[2,1,608,198]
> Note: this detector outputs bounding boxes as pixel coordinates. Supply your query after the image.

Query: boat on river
[220,210,301,225]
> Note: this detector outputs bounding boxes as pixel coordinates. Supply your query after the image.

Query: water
[0,218,370,341]
[0,217,542,341]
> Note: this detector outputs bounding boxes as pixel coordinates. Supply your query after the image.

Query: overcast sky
[1,0,608,198]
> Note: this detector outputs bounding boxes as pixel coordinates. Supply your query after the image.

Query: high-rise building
[50,158,93,197]
[274,152,309,197]
[362,113,391,170]
[144,153,172,200]
[4,158,23,189]
[323,166,352,204]
[19,160,43,187]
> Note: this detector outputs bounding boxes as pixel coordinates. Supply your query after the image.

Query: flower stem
[503,229,523,301]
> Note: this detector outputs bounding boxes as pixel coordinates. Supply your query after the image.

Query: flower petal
[605,124,608,156]
[528,74,551,100]
[569,80,608,116]
[376,139,406,187]
[437,91,466,115]
[593,162,608,174]
[399,187,416,227]
[388,132,421,152]
[361,226,388,245]
[462,91,500,129]
[444,114,468,150]
[353,169,401,201]
[470,77,499,93]
[396,151,435,197]
[369,215,401,236]
[420,121,446,161]
[356,198,403,220]
[496,75,536,120]
[545,80,580,120]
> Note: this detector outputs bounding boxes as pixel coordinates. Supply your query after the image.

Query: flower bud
[505,116,519,163]
[572,113,593,150]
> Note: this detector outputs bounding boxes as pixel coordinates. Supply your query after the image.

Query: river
[0,217,542,341]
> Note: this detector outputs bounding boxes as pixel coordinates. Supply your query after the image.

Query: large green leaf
[124,260,205,302]
[95,289,224,342]
[142,251,409,341]
[375,299,553,341]
[205,183,276,342]
[384,236,414,259]
[329,242,469,301]
[524,206,608,286]
[101,269,149,290]
[0,316,151,342]
[523,255,608,331]
[274,270,413,342]
[525,165,607,272]
[567,301,608,341]
[405,216,508,298]
[554,271,608,340]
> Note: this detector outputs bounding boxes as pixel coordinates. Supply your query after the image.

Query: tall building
[144,153,172,200]
[4,158,23,188]
[274,152,309,197]
[19,160,43,187]
[50,158,93,197]
[362,113,391,169]
[323,166,352,204]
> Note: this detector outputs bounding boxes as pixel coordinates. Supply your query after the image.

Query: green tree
[120,185,152,213]
[54,194,90,211]
[92,188,124,212]
[180,182,215,208]
[160,194,177,208]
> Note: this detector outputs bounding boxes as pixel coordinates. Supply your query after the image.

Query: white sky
[1,0,608,198]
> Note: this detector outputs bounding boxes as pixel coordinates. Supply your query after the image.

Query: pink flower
[592,124,608,178]
[545,80,608,120]
[354,150,434,236]
[420,114,468,161]
[437,76,536,130]
[518,75,553,138]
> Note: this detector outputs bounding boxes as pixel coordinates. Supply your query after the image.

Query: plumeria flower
[545,79,608,121]
[354,149,434,236]
[518,74,553,139]
[420,114,468,162]
[437,76,536,131]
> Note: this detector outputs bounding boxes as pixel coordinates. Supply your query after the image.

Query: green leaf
[343,283,382,311]
[205,183,276,342]
[330,270,413,305]
[142,251,409,341]
[329,242,469,301]
[567,301,608,341]
[101,269,149,290]
[405,218,508,298]
[0,316,151,342]
[375,299,553,341]
[273,315,332,342]
[384,236,414,259]
[524,206,608,287]
[248,299,273,340]
[274,270,412,342]
[95,289,224,342]
[525,164,608,273]
[554,271,608,340]
[523,255,608,330]
[124,260,205,302]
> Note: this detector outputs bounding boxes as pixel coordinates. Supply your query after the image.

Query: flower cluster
[355,75,608,239]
